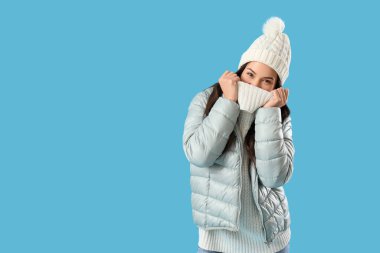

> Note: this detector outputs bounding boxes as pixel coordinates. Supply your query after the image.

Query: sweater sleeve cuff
[255,107,282,124]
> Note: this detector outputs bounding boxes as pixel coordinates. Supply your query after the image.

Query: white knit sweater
[198,109,291,253]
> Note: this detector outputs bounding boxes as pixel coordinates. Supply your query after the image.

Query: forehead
[246,61,276,77]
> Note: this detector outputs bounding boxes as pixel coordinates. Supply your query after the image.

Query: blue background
[1,0,379,252]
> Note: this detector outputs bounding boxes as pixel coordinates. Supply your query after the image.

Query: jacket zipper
[234,125,243,232]
[254,173,271,246]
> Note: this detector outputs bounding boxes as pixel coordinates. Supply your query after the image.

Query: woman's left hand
[263,87,289,108]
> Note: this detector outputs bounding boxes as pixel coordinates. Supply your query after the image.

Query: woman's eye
[248,73,253,77]
[265,80,272,84]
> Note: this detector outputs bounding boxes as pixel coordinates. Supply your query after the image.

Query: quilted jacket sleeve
[254,107,295,188]
[182,90,240,167]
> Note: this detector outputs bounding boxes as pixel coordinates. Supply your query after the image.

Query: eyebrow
[247,68,274,80]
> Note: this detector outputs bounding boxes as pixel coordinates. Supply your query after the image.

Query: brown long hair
[201,61,291,168]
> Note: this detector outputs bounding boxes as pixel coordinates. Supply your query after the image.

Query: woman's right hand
[219,70,240,102]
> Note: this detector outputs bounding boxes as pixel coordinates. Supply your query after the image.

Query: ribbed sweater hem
[198,227,291,253]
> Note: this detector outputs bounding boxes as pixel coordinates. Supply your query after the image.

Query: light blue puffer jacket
[182,86,295,245]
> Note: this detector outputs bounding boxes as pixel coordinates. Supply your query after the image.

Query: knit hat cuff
[237,81,273,113]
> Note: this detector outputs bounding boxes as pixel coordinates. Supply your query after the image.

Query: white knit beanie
[238,16,291,85]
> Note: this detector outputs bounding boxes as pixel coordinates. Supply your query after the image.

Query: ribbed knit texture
[237,81,273,113]
[198,110,291,253]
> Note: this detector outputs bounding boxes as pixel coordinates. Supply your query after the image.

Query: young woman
[182,17,295,253]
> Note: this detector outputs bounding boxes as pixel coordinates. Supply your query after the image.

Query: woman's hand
[219,70,240,102]
[263,87,289,108]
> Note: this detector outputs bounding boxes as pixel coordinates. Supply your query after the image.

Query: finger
[278,90,284,104]
[229,72,238,77]
[271,90,278,103]
[285,89,289,101]
[275,89,281,99]
[280,88,286,102]
[279,88,285,101]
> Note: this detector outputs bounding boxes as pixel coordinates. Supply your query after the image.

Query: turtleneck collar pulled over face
[237,81,273,114]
